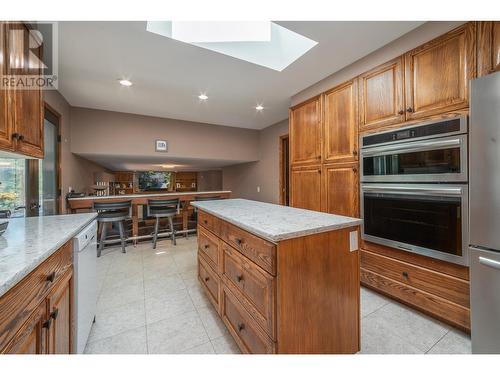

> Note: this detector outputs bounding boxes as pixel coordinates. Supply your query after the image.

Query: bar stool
[146,198,181,249]
[94,200,132,257]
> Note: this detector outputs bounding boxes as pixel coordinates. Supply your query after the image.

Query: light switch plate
[349,231,359,252]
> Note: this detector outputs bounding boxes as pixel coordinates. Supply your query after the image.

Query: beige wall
[223,119,288,204]
[44,90,110,212]
[197,170,223,191]
[291,21,465,106]
[70,107,260,164]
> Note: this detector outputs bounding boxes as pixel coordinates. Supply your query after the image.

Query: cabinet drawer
[0,241,72,349]
[198,255,221,312]
[197,226,221,273]
[361,249,470,307]
[198,210,220,236]
[221,285,275,354]
[222,242,275,338]
[221,221,276,275]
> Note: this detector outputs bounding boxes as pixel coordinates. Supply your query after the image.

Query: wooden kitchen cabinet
[0,21,44,158]
[0,242,73,354]
[358,57,405,131]
[289,96,322,166]
[321,163,359,218]
[290,165,322,211]
[323,80,358,164]
[477,21,500,76]
[2,302,47,354]
[46,270,72,354]
[404,22,475,120]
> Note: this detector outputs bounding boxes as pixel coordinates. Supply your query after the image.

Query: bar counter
[67,190,231,242]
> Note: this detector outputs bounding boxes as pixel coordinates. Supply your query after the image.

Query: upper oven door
[361,184,469,265]
[361,134,468,183]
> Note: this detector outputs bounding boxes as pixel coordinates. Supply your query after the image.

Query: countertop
[0,213,97,298]
[67,190,231,200]
[191,198,362,242]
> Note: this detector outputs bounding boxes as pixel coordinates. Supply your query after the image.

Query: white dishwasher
[73,220,97,354]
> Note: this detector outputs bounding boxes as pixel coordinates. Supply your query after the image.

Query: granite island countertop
[191,198,362,242]
[0,213,97,298]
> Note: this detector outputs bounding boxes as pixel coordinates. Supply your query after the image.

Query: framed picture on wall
[155,140,168,152]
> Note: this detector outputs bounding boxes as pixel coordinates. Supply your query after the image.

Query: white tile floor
[85,236,471,354]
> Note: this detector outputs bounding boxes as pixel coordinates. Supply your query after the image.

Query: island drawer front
[222,242,275,338]
[197,226,221,273]
[0,241,73,349]
[198,210,220,236]
[361,250,470,307]
[220,221,276,275]
[198,255,221,312]
[221,285,275,354]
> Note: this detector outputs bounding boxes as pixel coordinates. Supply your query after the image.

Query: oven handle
[361,185,464,196]
[361,137,462,157]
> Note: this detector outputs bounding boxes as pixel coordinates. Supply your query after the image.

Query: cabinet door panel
[289,96,321,166]
[2,302,47,354]
[477,21,500,76]
[290,166,322,212]
[47,270,72,354]
[0,23,14,150]
[321,164,359,218]
[359,57,405,131]
[404,23,475,120]
[323,80,358,163]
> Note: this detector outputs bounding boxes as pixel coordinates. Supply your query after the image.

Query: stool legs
[98,222,107,257]
[153,216,160,249]
[168,216,176,245]
[118,221,126,253]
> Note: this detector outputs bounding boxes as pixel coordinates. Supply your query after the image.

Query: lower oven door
[361,184,469,265]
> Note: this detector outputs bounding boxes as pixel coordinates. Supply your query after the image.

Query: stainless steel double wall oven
[360,115,469,265]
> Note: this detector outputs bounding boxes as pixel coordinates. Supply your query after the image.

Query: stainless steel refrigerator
[470,71,500,354]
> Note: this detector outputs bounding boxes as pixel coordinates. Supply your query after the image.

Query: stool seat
[94,200,132,257]
[147,198,180,249]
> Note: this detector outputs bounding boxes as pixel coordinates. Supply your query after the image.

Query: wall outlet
[257,186,260,193]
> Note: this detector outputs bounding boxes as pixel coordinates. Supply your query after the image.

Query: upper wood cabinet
[289,96,322,166]
[290,165,322,212]
[404,23,475,121]
[477,21,500,77]
[358,57,405,131]
[0,21,44,158]
[321,163,359,218]
[323,80,358,164]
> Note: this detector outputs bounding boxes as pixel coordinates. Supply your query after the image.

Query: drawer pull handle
[398,109,405,115]
[203,220,208,225]
[237,323,245,332]
[46,272,56,282]
[50,308,59,320]
[406,107,414,113]
[204,276,210,282]
[235,238,243,246]
[236,275,243,282]
[42,319,52,329]
[204,244,210,249]
[402,271,409,278]
[352,150,358,156]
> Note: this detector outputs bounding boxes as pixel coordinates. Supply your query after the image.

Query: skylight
[146,21,318,72]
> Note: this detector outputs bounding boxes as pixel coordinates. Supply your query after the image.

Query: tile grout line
[424,329,451,354]
[141,243,150,354]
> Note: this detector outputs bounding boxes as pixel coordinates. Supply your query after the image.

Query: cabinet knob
[235,238,243,246]
[204,276,210,282]
[204,244,209,249]
[18,135,25,141]
[352,167,358,173]
[236,275,244,282]
[352,150,358,156]
[42,319,52,329]
[406,107,414,113]
[46,272,56,283]
[50,308,59,320]
[11,133,20,140]
[398,110,405,115]
[237,323,245,332]
[203,220,208,225]
[402,271,409,278]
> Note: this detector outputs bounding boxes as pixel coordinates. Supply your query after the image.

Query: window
[0,159,26,216]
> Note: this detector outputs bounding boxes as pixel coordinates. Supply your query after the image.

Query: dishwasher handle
[479,256,500,270]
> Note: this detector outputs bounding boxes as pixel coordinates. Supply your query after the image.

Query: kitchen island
[0,213,97,353]
[191,198,362,354]
[67,190,231,242]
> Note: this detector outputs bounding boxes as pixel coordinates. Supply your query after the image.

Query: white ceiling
[58,21,424,130]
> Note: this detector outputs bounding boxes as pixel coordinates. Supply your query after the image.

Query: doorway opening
[279,134,290,206]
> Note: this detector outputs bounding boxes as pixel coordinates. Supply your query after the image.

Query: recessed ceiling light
[256,105,264,111]
[198,93,208,100]
[118,79,133,87]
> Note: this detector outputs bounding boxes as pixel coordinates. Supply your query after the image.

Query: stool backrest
[147,198,181,215]
[93,200,132,216]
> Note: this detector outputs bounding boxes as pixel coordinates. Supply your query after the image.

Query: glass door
[39,117,58,215]
[0,159,26,217]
